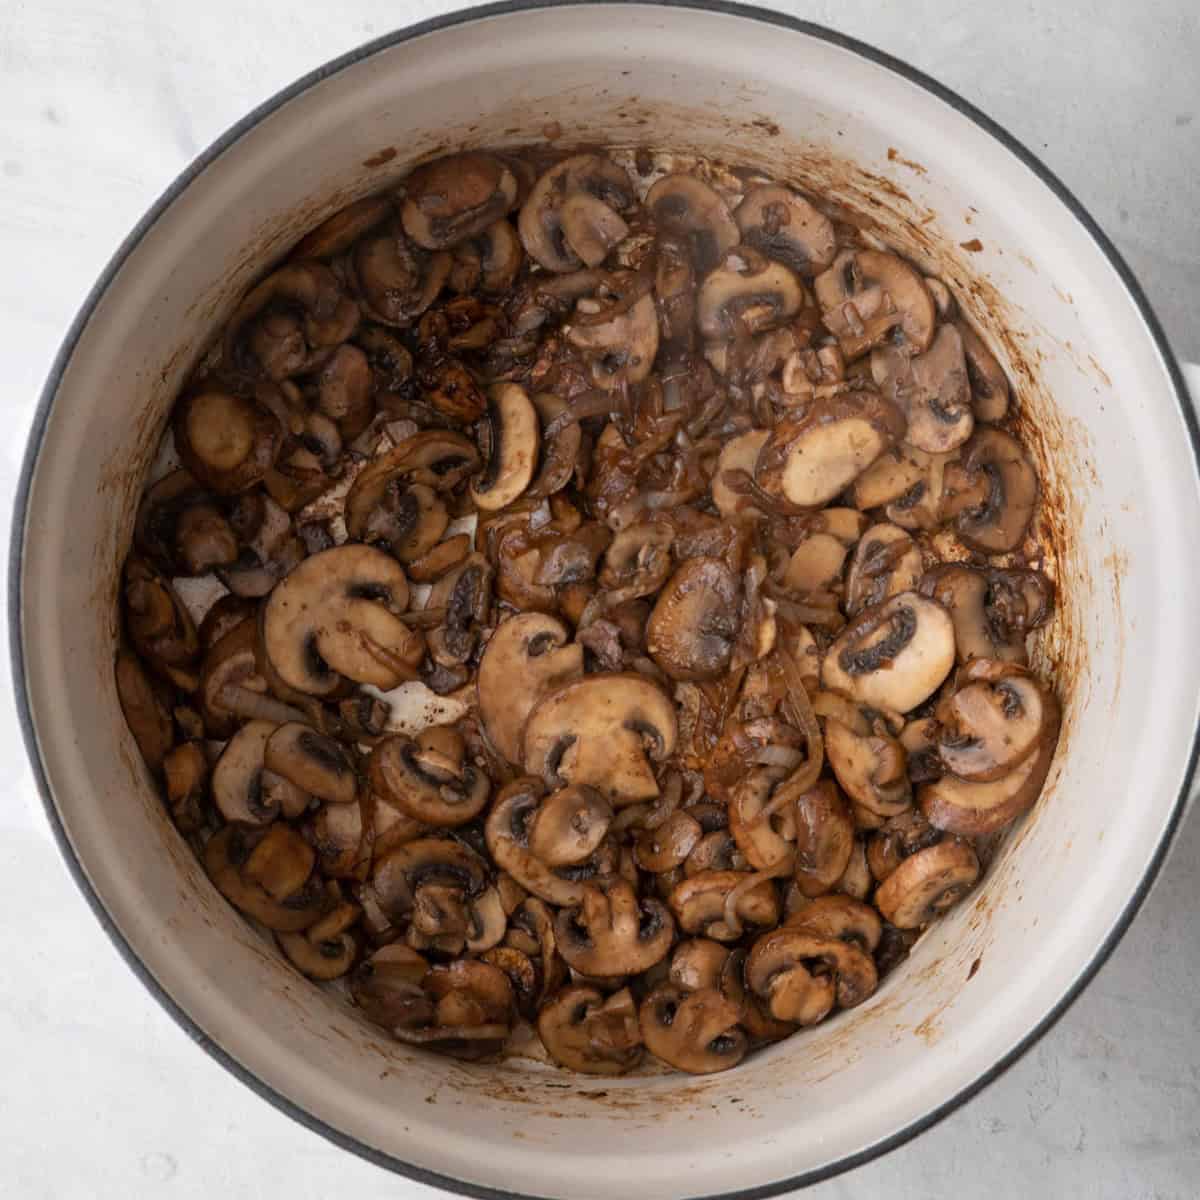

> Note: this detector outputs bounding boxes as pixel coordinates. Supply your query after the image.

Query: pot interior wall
[18,6,1200,1197]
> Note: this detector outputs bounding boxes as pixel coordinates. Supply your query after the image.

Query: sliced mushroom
[697,247,805,339]
[670,870,781,942]
[369,726,490,827]
[784,893,883,954]
[519,154,637,273]
[792,780,856,898]
[599,521,675,598]
[293,195,393,259]
[646,557,741,681]
[350,222,451,328]
[115,648,174,771]
[874,839,980,929]
[844,523,923,616]
[756,392,906,509]
[814,249,935,360]
[395,959,514,1059]
[639,985,747,1074]
[528,785,614,867]
[555,881,674,977]
[746,926,877,1020]
[821,592,955,713]
[537,985,643,1075]
[635,809,704,874]
[219,491,305,599]
[866,808,941,884]
[956,321,1010,422]
[265,721,357,805]
[566,274,660,391]
[449,220,524,296]
[262,544,418,695]
[135,469,239,576]
[426,552,493,669]
[173,391,282,496]
[728,769,795,871]
[476,612,584,765]
[713,430,770,519]
[308,794,372,879]
[522,673,678,805]
[199,620,309,738]
[203,823,328,932]
[943,428,1038,554]
[646,174,739,273]
[669,939,732,993]
[350,943,433,1028]
[734,184,836,275]
[824,718,912,818]
[277,888,360,980]
[162,741,209,831]
[211,719,281,825]
[316,344,374,440]
[401,152,519,250]
[873,325,974,454]
[122,557,199,688]
[469,383,540,511]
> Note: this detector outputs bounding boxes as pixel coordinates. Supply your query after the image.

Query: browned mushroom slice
[874,839,980,928]
[211,719,280,825]
[835,838,872,900]
[264,721,357,805]
[219,491,305,599]
[646,174,739,273]
[756,392,906,509]
[697,246,805,339]
[277,888,361,980]
[469,383,540,511]
[372,837,489,956]
[135,469,239,577]
[426,552,493,670]
[943,428,1038,554]
[396,959,515,1060]
[523,673,678,805]
[824,718,911,818]
[203,823,328,932]
[821,592,955,713]
[814,249,935,360]
[669,939,732,993]
[526,392,584,500]
[872,325,974,454]
[566,273,659,391]
[115,648,175,772]
[308,794,372,879]
[292,195,394,259]
[555,881,674,977]
[598,521,675,600]
[122,556,199,686]
[197,621,308,738]
[713,430,770,519]
[476,612,584,765]
[401,152,519,250]
[639,985,747,1074]
[262,544,418,695]
[349,223,452,328]
[519,154,637,273]
[537,985,643,1076]
[449,220,524,296]
[528,785,614,867]
[746,927,877,1021]
[172,391,282,497]
[369,726,490,827]
[162,741,208,831]
[646,557,741,682]
[485,779,590,906]
[935,660,1056,782]
[405,534,471,585]
[734,184,836,275]
[865,808,941,884]
[670,870,781,942]
[314,343,374,440]
[844,523,923,616]
[956,321,1010,422]
[784,893,883,954]
[350,943,434,1028]
[728,769,795,871]
[635,809,704,874]
[792,780,856,899]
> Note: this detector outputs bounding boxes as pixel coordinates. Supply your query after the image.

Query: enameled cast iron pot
[12,4,1200,1196]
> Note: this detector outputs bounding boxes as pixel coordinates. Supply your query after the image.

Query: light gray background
[1,1,1197,1197]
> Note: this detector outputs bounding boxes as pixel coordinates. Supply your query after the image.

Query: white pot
[12,4,1200,1196]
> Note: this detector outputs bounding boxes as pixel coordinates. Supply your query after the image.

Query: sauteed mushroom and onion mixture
[117,146,1059,1077]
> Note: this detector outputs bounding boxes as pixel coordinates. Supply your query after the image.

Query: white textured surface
[2,2,1199,1197]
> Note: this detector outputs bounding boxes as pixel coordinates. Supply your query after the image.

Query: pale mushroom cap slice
[783,893,883,953]
[734,184,837,275]
[469,383,541,512]
[522,673,678,806]
[265,721,358,805]
[401,152,519,251]
[712,429,769,519]
[948,428,1039,554]
[782,533,848,594]
[212,719,280,825]
[696,248,805,339]
[874,840,980,929]
[957,320,1010,423]
[756,392,906,509]
[823,718,912,817]
[477,612,584,764]
[902,324,974,453]
[844,522,923,617]
[645,174,740,272]
[262,544,414,695]
[821,591,956,714]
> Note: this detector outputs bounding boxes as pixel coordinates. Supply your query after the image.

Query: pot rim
[10,2,1200,1196]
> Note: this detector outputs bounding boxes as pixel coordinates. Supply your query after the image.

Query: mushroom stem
[215,684,311,726]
